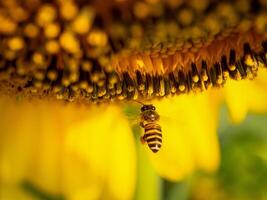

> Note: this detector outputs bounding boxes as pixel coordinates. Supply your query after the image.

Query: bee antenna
[133,100,145,106]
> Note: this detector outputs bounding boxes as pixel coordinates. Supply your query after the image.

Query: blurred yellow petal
[65,105,136,200]
[0,98,136,200]
[106,116,136,200]
[146,92,220,181]
[0,99,86,195]
[0,98,38,185]
[0,185,36,200]
[224,69,267,123]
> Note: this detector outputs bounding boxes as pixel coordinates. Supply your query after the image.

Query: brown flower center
[0,0,266,103]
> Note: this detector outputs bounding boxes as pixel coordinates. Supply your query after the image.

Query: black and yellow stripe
[144,123,162,153]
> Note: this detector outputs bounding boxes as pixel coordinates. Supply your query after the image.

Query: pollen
[0,14,17,34]
[44,23,61,38]
[36,4,57,26]
[87,30,108,47]
[0,0,266,104]
[59,31,81,54]
[24,23,39,38]
[7,37,24,51]
[45,40,60,54]
[60,0,79,20]
[71,8,95,34]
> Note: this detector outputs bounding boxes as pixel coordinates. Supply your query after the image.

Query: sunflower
[0,0,266,199]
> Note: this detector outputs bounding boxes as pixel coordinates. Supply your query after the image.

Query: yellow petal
[0,184,36,200]
[224,79,249,123]
[246,70,267,113]
[0,98,136,200]
[64,105,136,200]
[0,98,38,185]
[224,69,267,123]
[145,92,220,181]
[0,99,78,195]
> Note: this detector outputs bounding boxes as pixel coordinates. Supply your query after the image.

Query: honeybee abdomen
[144,123,162,153]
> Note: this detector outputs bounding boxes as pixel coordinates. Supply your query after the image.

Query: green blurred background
[134,105,267,200]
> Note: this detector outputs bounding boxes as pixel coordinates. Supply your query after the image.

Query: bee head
[141,104,159,121]
[141,104,156,112]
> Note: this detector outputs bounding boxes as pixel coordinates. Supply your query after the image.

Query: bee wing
[125,115,140,127]
[123,105,141,127]
[123,106,146,144]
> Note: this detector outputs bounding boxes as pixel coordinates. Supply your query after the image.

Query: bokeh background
[133,105,267,200]
[1,98,267,200]
[162,108,267,200]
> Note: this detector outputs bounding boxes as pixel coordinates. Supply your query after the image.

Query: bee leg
[140,136,146,144]
[139,121,145,128]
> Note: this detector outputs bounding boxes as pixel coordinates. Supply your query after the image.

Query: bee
[139,104,162,153]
